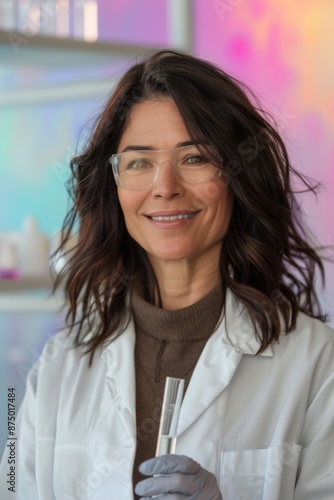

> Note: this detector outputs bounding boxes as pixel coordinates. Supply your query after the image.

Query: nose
[151,160,184,198]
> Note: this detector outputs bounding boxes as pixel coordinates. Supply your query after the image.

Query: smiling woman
[1,50,333,500]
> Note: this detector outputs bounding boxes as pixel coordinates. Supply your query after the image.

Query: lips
[144,210,200,226]
[145,211,200,222]
[151,213,197,221]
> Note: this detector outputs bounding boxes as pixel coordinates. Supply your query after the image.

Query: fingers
[135,472,202,497]
[139,454,201,476]
[139,496,186,500]
[135,455,222,499]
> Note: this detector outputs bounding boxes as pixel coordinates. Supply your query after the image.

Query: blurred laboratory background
[0,0,333,454]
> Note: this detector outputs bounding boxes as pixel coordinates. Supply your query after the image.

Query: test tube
[156,377,185,456]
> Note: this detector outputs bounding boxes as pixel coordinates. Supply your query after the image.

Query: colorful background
[0,0,333,454]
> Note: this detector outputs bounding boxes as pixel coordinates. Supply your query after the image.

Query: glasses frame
[110,144,222,191]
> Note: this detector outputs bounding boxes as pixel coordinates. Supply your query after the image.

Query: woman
[1,50,333,499]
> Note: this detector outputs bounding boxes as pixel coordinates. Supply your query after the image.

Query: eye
[184,154,207,165]
[126,159,153,170]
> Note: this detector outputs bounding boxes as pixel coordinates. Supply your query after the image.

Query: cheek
[118,190,138,218]
[117,190,145,234]
[197,181,233,211]
[202,182,233,231]
[201,182,225,200]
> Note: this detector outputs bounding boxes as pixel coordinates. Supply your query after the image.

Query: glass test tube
[156,377,185,456]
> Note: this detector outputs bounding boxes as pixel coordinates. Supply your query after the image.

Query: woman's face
[116,99,233,269]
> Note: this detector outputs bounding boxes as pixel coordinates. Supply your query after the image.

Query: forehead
[117,99,191,152]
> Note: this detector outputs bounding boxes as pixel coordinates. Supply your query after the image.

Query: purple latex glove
[135,454,222,499]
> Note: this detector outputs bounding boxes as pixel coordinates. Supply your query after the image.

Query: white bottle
[39,0,57,36]
[55,0,69,38]
[17,216,50,277]
[73,0,85,39]
[73,0,98,41]
[0,237,20,280]
[1,0,17,31]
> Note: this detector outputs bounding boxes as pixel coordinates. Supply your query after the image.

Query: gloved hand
[135,454,222,499]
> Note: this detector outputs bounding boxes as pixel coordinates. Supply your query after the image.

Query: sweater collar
[130,283,224,343]
[101,286,275,358]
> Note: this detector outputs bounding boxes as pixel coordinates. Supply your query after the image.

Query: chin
[148,246,193,262]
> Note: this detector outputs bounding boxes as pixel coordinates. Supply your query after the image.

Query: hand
[135,454,222,499]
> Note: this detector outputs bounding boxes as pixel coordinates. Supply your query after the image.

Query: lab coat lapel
[177,316,242,435]
[101,317,137,442]
[177,289,273,435]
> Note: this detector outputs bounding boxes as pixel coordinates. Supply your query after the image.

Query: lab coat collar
[223,288,274,357]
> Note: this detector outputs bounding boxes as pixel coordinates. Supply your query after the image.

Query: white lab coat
[1,290,334,499]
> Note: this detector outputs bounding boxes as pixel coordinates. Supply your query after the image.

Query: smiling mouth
[148,212,198,221]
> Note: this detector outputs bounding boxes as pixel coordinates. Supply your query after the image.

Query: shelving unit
[0,292,63,312]
[0,275,63,312]
[0,274,53,292]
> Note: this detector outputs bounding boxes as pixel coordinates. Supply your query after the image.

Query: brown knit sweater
[131,282,224,496]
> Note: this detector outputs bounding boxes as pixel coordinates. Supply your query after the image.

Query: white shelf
[0,292,64,313]
[0,275,53,292]
[0,29,163,62]
[0,275,64,312]
[0,29,164,105]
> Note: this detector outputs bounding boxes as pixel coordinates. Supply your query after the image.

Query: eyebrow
[121,140,199,153]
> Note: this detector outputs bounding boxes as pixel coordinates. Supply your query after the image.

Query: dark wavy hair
[54,50,326,363]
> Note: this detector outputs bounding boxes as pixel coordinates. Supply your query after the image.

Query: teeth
[151,213,196,221]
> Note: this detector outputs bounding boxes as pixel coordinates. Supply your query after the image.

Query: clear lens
[111,145,220,190]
